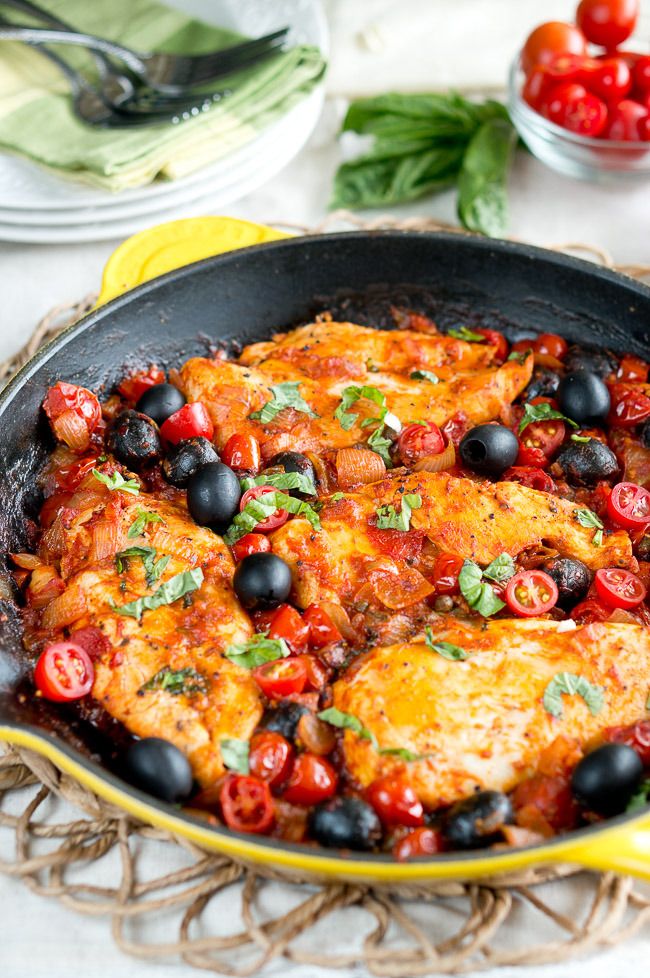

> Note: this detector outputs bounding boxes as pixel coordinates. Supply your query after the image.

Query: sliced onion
[317,600,357,643]
[371,566,435,610]
[413,441,455,473]
[41,585,87,630]
[502,825,547,848]
[26,565,65,610]
[68,489,105,513]
[305,451,332,494]
[52,409,90,453]
[607,608,639,625]
[336,448,386,488]
[10,553,43,570]
[296,713,337,755]
[40,520,66,560]
[90,520,118,562]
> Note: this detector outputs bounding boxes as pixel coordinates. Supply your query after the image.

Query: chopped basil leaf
[410,369,439,384]
[518,402,578,435]
[127,509,164,539]
[507,349,533,364]
[334,385,386,431]
[92,468,140,495]
[626,779,650,813]
[249,382,318,423]
[224,633,290,669]
[592,529,603,548]
[448,327,485,342]
[377,747,429,762]
[115,546,170,587]
[458,558,505,617]
[424,626,468,660]
[367,425,394,467]
[482,552,516,584]
[224,490,321,544]
[571,434,591,444]
[240,470,316,496]
[330,492,345,502]
[112,568,203,621]
[317,707,378,747]
[543,672,604,719]
[375,493,422,531]
[140,666,207,697]
[220,738,250,775]
[574,508,604,531]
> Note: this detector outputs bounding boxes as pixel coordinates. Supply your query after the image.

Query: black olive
[136,383,186,426]
[122,737,193,803]
[186,462,241,530]
[458,424,519,476]
[443,790,513,850]
[554,437,618,487]
[640,420,650,449]
[107,410,162,469]
[557,371,610,425]
[262,701,310,740]
[162,437,219,488]
[233,552,292,610]
[571,743,643,816]
[564,345,618,380]
[267,451,317,498]
[542,557,591,609]
[309,796,382,851]
[524,367,561,401]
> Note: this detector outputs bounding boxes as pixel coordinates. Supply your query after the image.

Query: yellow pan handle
[98,216,290,305]
[556,809,650,881]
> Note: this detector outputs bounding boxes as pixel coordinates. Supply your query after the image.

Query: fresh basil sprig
[482,553,516,584]
[574,508,604,547]
[518,402,578,435]
[240,471,316,496]
[543,672,604,719]
[249,382,318,423]
[140,666,207,697]
[127,509,164,538]
[224,633,290,669]
[92,469,140,495]
[457,118,518,238]
[224,490,321,544]
[458,558,506,617]
[334,385,388,431]
[424,626,468,660]
[375,493,422,532]
[111,568,203,621]
[115,545,170,587]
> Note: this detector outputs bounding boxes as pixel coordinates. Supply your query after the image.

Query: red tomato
[42,382,102,454]
[523,66,552,108]
[577,0,639,49]
[239,485,289,532]
[249,731,294,789]
[220,774,274,834]
[604,99,648,139]
[432,552,464,595]
[608,384,650,425]
[583,56,632,100]
[441,411,472,448]
[221,433,261,472]
[521,22,588,75]
[302,604,342,648]
[268,603,310,652]
[252,658,307,698]
[639,116,650,140]
[518,418,566,465]
[397,421,445,465]
[512,774,578,833]
[501,466,556,492]
[283,754,338,806]
[516,443,549,468]
[505,570,559,617]
[366,774,424,827]
[595,567,647,608]
[570,597,612,623]
[118,366,165,403]
[69,626,110,661]
[634,55,650,93]
[393,827,444,861]
[511,338,536,354]
[292,654,330,691]
[160,402,214,444]
[34,642,94,702]
[602,719,650,765]
[231,533,271,562]
[53,453,99,492]
[542,83,608,137]
[617,354,649,382]
[475,328,508,362]
[534,332,569,360]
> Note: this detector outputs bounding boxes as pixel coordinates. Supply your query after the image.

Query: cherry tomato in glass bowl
[221,433,261,472]
[118,365,165,403]
[501,466,556,492]
[220,774,274,834]
[603,99,648,140]
[475,328,508,362]
[607,482,650,529]
[521,21,588,75]
[533,332,569,360]
[431,552,465,595]
[616,354,649,383]
[282,754,338,806]
[608,384,650,426]
[249,731,294,789]
[252,658,307,699]
[634,55,650,93]
[397,421,444,465]
[577,0,639,50]
[302,604,342,648]
[570,598,612,623]
[43,381,102,453]
[393,827,445,861]
[602,719,650,765]
[583,56,632,101]
[239,485,288,532]
[268,603,310,653]
[595,567,647,609]
[505,570,559,617]
[160,402,214,444]
[542,83,608,138]
[231,532,271,562]
[34,641,94,702]
[366,774,424,827]
[639,116,650,141]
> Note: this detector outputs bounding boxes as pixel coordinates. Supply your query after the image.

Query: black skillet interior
[1,230,650,834]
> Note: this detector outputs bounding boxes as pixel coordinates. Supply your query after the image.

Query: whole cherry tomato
[268,603,310,652]
[393,827,444,861]
[604,99,648,139]
[397,421,445,465]
[521,22,588,75]
[475,328,508,362]
[607,481,650,529]
[639,116,650,140]
[283,754,338,806]
[634,55,650,93]
[366,774,424,827]
[602,719,650,765]
[252,658,307,699]
[249,731,294,788]
[239,485,288,532]
[608,384,650,426]
[221,433,261,472]
[220,774,274,834]
[231,533,271,562]
[302,604,342,648]
[577,0,639,50]
[118,366,165,403]
[570,598,612,623]
[523,66,552,108]
[534,333,569,360]
[501,466,556,492]
[583,56,632,100]
[505,570,559,617]
[617,355,649,383]
[431,552,464,595]
[542,83,608,137]
[160,402,214,444]
[594,567,647,609]
[34,642,94,702]
[43,382,102,454]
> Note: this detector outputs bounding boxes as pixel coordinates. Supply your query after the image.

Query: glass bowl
[507,56,650,182]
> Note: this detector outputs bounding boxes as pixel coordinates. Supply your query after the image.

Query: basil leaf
[115,546,170,587]
[448,327,485,342]
[458,558,505,617]
[543,672,604,719]
[317,707,378,747]
[424,626,468,660]
[224,633,290,669]
[224,490,321,544]
[626,779,650,814]
[592,529,604,548]
[571,434,591,444]
[375,493,422,532]
[410,370,439,384]
[92,469,140,496]
[457,117,517,238]
[518,402,578,435]
[574,507,604,531]
[334,385,386,431]
[241,470,316,496]
[507,349,533,364]
[140,666,207,697]
[220,738,250,775]
[366,426,394,467]
[482,553,516,584]
[378,747,429,762]
[249,382,318,423]
[127,509,164,539]
[112,568,203,621]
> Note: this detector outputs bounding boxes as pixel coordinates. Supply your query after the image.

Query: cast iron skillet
[1,231,650,884]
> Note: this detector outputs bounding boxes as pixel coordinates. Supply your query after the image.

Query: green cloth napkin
[0,0,326,191]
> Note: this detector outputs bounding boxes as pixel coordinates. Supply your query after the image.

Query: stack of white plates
[0,0,327,243]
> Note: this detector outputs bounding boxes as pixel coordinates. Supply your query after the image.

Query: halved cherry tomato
[595,567,647,609]
[602,719,650,765]
[431,552,464,595]
[220,774,274,834]
[282,754,338,806]
[252,658,307,699]
[518,418,565,467]
[239,485,288,532]
[231,533,271,562]
[160,402,214,444]
[577,0,639,50]
[505,570,558,617]
[516,443,549,468]
[607,481,650,529]
[521,22,588,75]
[221,433,261,472]
[608,384,650,426]
[441,411,472,448]
[249,731,294,789]
[604,99,648,139]
[53,454,99,492]
[393,827,444,861]
[501,466,556,492]
[302,604,342,648]
[533,333,568,360]
[292,654,330,692]
[617,354,649,383]
[43,382,102,453]
[571,597,612,623]
[34,641,94,702]
[118,365,165,403]
[475,328,508,362]
[268,604,310,652]
[542,83,608,137]
[397,421,444,465]
[366,774,424,827]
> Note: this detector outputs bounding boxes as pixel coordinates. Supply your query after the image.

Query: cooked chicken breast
[333,619,650,806]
